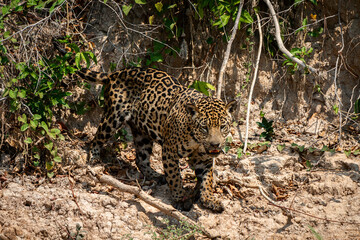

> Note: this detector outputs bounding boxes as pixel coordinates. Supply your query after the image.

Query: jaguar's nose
[210,142,220,148]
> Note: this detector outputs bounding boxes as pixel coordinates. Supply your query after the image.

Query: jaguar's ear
[185,103,200,118]
[225,100,237,114]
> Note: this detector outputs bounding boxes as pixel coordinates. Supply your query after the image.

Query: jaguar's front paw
[172,197,194,211]
[200,195,224,213]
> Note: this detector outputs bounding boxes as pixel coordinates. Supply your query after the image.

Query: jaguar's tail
[77,68,108,84]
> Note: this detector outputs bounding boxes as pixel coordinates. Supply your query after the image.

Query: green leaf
[169,22,176,30]
[135,0,146,4]
[37,92,44,99]
[122,4,132,15]
[1,5,10,16]
[18,114,27,123]
[308,225,322,240]
[306,159,312,170]
[308,27,323,37]
[53,156,62,162]
[155,2,163,12]
[168,4,177,9]
[298,145,305,152]
[206,37,214,44]
[49,1,58,13]
[150,54,163,63]
[9,89,18,99]
[353,149,360,155]
[21,123,29,131]
[45,142,53,151]
[81,52,91,68]
[50,146,57,156]
[18,89,26,98]
[205,82,216,90]
[321,145,329,151]
[302,17,308,27]
[35,1,46,9]
[68,43,80,53]
[87,51,97,64]
[47,171,54,178]
[236,148,243,158]
[24,137,33,144]
[223,145,230,153]
[309,147,316,153]
[149,15,155,25]
[240,10,253,24]
[214,14,230,28]
[260,111,265,118]
[75,52,81,69]
[277,144,285,152]
[58,134,65,141]
[30,120,38,129]
[48,132,57,139]
[50,128,61,135]
[33,114,42,120]
[41,121,49,132]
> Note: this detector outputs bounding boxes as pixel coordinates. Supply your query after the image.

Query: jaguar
[77,67,236,212]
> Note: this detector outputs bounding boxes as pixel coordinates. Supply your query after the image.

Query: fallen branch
[86,166,220,239]
[216,0,244,99]
[263,0,322,76]
[243,9,263,153]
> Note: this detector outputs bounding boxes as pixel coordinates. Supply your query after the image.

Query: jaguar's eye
[199,123,208,133]
[220,124,228,132]
[201,126,208,133]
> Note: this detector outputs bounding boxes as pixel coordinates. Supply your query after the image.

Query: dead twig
[284,14,337,37]
[216,0,244,99]
[263,0,323,76]
[333,0,345,147]
[87,166,220,239]
[243,8,263,153]
[68,175,83,214]
[0,109,5,149]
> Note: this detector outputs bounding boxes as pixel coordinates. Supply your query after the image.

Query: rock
[305,113,326,135]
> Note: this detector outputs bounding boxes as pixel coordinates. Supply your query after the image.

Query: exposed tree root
[87,166,221,239]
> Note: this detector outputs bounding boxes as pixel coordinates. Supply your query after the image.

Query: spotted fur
[77,67,236,212]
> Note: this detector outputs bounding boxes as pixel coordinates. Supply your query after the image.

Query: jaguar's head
[186,98,236,156]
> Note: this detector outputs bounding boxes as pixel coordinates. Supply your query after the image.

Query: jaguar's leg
[190,152,224,212]
[89,110,131,162]
[131,127,165,183]
[162,144,192,210]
